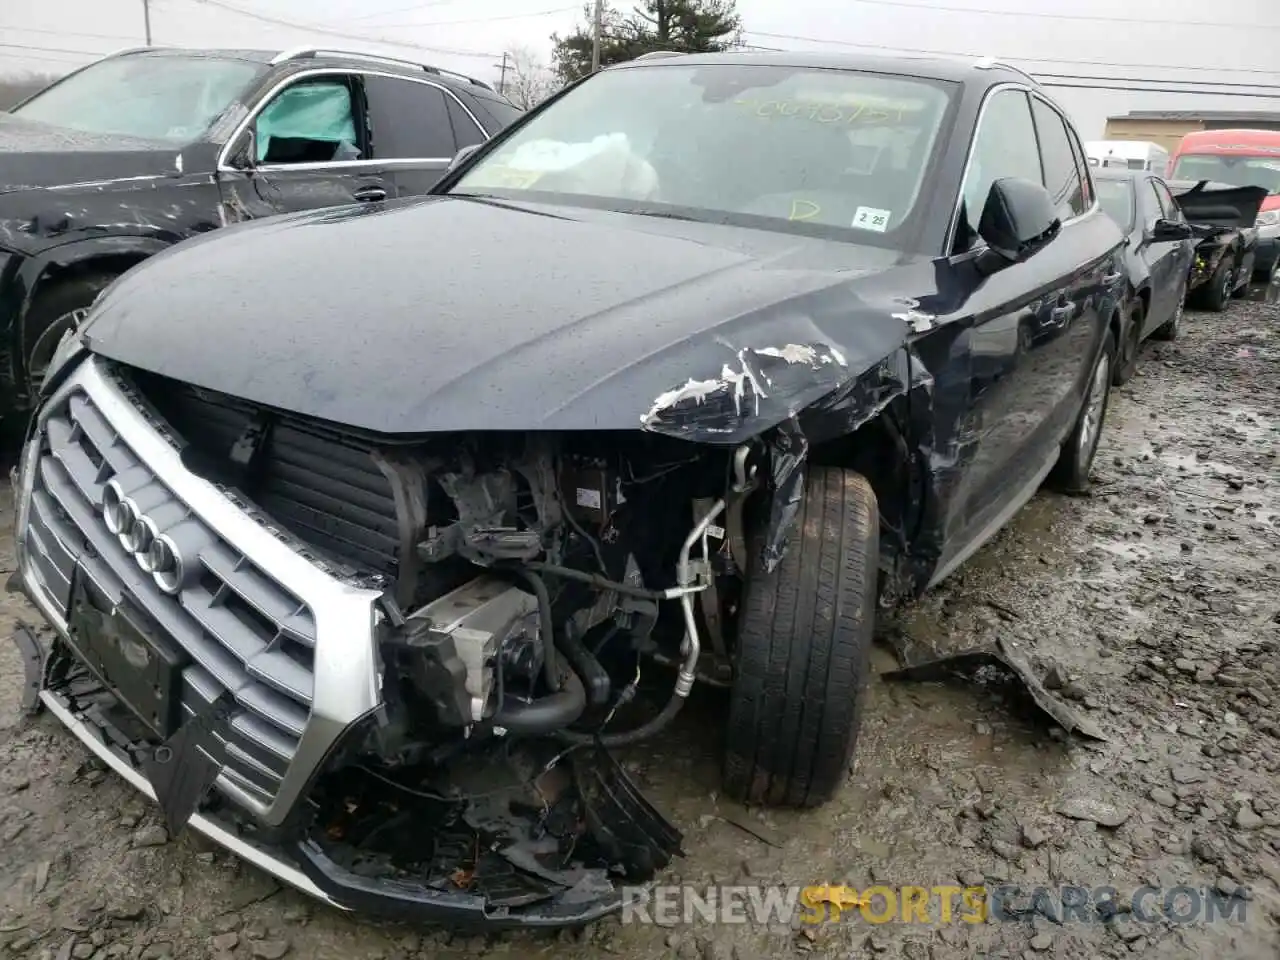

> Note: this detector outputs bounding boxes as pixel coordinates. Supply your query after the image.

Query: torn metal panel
[881,634,1108,741]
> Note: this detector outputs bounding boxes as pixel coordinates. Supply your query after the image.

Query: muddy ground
[1,293,1279,960]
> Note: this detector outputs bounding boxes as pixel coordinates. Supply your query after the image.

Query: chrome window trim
[1029,90,1101,224]
[945,82,1100,256]
[21,357,386,828]
[215,67,488,174]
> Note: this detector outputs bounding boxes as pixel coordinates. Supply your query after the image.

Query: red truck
[1169,129,1280,285]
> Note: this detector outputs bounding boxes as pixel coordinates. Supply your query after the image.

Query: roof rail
[973,56,1037,85]
[272,47,493,90]
[422,64,494,91]
[103,46,163,59]
[635,50,684,60]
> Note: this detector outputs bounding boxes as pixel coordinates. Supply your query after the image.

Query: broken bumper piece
[20,631,681,929]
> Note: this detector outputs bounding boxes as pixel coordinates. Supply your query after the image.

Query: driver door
[944,88,1077,538]
[216,73,396,223]
[1138,177,1179,332]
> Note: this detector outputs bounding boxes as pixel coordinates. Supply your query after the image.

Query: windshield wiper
[623,207,708,224]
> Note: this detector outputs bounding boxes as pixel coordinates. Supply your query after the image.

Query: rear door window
[1138,177,1163,227]
[470,94,525,130]
[363,75,456,159]
[1066,124,1094,208]
[447,97,486,150]
[1152,179,1181,220]
[1031,97,1087,220]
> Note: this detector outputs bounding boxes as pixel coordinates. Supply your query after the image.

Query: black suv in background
[0,46,521,417]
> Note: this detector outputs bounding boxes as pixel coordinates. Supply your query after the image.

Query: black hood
[0,114,186,193]
[1169,179,1268,231]
[82,195,917,437]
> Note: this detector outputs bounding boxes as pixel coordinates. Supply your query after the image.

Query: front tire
[1049,328,1116,494]
[722,466,878,809]
[23,275,115,396]
[1199,257,1234,312]
[1152,293,1183,342]
[1112,302,1143,386]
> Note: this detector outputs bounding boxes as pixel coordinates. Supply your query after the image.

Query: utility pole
[590,0,603,72]
[142,0,152,45]
[494,51,509,95]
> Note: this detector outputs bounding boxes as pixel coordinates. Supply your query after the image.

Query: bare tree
[0,72,61,110]
[500,46,557,110]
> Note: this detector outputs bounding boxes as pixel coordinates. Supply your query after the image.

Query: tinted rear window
[1095,178,1134,231]
[471,94,524,129]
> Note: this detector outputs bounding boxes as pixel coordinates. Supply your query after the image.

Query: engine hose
[493,667,587,736]
[555,689,686,748]
[558,624,611,706]
[510,567,561,693]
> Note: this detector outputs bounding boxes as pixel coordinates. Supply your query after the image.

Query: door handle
[353,185,388,203]
[1102,272,1123,284]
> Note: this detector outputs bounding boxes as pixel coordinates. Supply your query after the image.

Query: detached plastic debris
[575,745,685,881]
[881,634,1108,742]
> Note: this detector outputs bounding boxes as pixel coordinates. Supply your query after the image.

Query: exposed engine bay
[84,367,771,916]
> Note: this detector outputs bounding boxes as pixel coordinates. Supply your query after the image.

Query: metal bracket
[10,621,48,717]
[141,692,237,837]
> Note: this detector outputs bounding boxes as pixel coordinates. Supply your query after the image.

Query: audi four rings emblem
[101,480,184,595]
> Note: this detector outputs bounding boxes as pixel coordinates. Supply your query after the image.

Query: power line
[374,6,577,29]
[184,0,499,58]
[1035,73,1280,93]
[348,0,467,21]
[0,41,114,58]
[1,50,96,67]
[1041,82,1280,99]
[742,30,1280,78]
[827,0,1277,31]
[0,25,153,43]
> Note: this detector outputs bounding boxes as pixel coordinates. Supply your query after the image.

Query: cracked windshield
[11,53,262,142]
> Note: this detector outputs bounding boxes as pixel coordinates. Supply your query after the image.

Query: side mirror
[1152,217,1194,242]
[448,143,482,173]
[975,177,1061,275]
[227,128,258,170]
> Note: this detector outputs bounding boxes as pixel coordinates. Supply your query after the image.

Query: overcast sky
[2,0,1277,137]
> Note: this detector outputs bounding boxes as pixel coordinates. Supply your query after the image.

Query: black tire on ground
[722,466,878,809]
[1049,328,1117,494]
[1112,301,1143,386]
[1198,256,1234,312]
[22,274,115,394]
[1152,292,1183,342]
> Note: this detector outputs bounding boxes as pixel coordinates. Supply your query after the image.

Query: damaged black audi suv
[11,50,1127,926]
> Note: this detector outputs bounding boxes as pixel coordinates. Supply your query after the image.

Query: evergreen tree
[550,1,741,86]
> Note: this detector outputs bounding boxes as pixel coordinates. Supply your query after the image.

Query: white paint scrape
[641,378,726,425]
[754,344,848,367]
[891,297,937,333]
[642,344,847,426]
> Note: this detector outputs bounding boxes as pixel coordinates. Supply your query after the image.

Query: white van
[1084,140,1170,175]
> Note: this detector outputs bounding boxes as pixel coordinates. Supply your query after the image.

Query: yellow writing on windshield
[735,98,911,125]
[473,167,544,189]
[788,199,822,221]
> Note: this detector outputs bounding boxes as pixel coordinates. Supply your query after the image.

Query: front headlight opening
[41,327,86,394]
